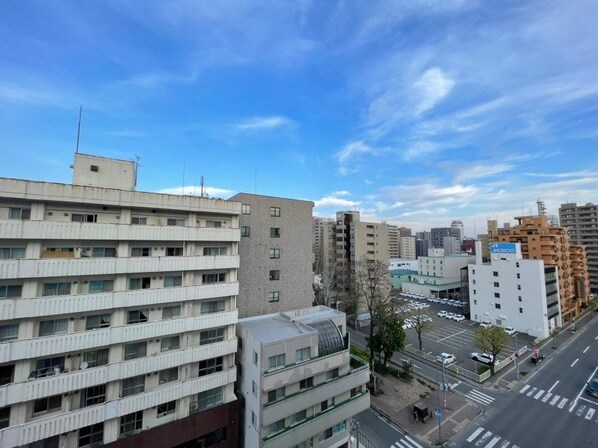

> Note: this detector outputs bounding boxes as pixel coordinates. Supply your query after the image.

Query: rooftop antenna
[132,154,141,187]
[200,176,206,198]
[75,105,82,154]
[536,199,546,216]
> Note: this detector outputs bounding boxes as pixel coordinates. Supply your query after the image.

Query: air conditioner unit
[190,402,200,412]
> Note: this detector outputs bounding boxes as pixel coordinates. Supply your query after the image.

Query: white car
[471,352,494,364]
[479,320,492,328]
[437,310,449,318]
[453,314,465,322]
[504,326,516,335]
[437,353,456,365]
[446,312,459,320]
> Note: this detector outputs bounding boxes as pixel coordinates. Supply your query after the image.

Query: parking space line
[437,329,466,342]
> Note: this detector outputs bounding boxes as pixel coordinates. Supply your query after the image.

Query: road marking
[583,346,590,353]
[557,398,568,409]
[595,335,598,340]
[467,427,484,442]
[404,435,424,448]
[436,329,466,342]
[486,436,502,448]
[569,365,598,414]
[548,380,559,394]
[585,408,595,420]
[526,387,537,397]
[519,385,530,394]
[498,441,510,448]
[542,392,552,403]
[549,395,560,406]
[534,389,545,400]
[468,389,495,405]
[475,430,493,447]
[575,404,586,416]
[571,358,579,367]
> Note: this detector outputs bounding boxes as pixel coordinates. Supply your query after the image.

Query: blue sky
[1,0,597,236]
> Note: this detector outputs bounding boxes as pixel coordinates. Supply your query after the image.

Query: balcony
[0,310,238,363]
[0,255,239,280]
[0,338,237,407]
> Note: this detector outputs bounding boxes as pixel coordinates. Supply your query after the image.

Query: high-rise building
[0,154,240,448]
[443,236,460,255]
[494,215,591,322]
[431,227,461,249]
[386,224,399,258]
[398,227,412,238]
[231,193,314,318]
[313,217,336,274]
[415,239,429,258]
[236,306,370,448]
[451,220,464,242]
[559,202,598,296]
[399,236,416,259]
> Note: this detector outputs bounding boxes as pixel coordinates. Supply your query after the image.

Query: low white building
[389,258,419,271]
[237,306,370,448]
[468,242,561,339]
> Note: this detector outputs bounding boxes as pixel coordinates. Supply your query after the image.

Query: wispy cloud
[413,68,455,116]
[235,116,294,131]
[453,163,513,182]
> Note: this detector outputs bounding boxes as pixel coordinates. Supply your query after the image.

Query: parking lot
[395,293,535,372]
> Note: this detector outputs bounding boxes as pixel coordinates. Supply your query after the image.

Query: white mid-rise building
[468,242,561,339]
[237,306,370,448]
[399,236,416,259]
[0,154,240,448]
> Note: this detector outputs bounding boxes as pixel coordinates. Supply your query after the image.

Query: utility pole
[514,333,520,380]
[442,360,447,409]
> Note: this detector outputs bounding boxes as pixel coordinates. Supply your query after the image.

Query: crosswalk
[390,434,424,448]
[464,388,495,406]
[464,426,518,447]
[518,384,598,422]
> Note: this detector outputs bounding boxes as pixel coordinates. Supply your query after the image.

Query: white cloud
[413,67,455,116]
[156,185,236,198]
[331,190,351,196]
[336,140,376,163]
[314,195,360,209]
[235,116,294,131]
[453,163,513,182]
[402,141,441,161]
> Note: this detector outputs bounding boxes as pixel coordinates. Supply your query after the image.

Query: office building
[0,154,240,448]
[313,217,336,275]
[431,227,461,249]
[399,236,416,259]
[386,225,399,259]
[559,202,598,295]
[415,239,429,258]
[451,220,464,242]
[237,306,370,448]
[231,194,314,318]
[442,236,460,256]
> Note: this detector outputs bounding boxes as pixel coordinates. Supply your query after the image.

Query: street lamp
[351,418,360,447]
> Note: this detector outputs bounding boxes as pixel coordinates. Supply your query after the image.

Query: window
[268,354,285,371]
[300,377,313,390]
[494,293,500,298]
[519,307,523,313]
[42,282,71,296]
[493,282,499,287]
[516,262,520,268]
[129,277,151,290]
[194,387,223,411]
[241,226,251,237]
[203,246,227,255]
[295,347,310,363]
[252,380,258,397]
[78,423,104,448]
[39,319,68,336]
[267,419,285,435]
[197,428,227,447]
[9,207,31,220]
[82,349,109,368]
[124,341,147,360]
[33,394,62,414]
[206,220,222,228]
[472,279,476,285]
[473,289,477,295]
[80,385,106,407]
[518,296,522,302]
[517,273,520,279]
[290,410,306,425]
[0,364,14,386]
[517,284,521,290]
[495,303,501,309]
[159,367,178,384]
[198,357,223,377]
[120,411,143,437]
[269,270,280,281]
[164,275,182,288]
[0,407,9,430]
[131,247,151,257]
[270,207,281,217]
[85,314,111,330]
[89,280,114,293]
[269,248,280,259]
[162,305,181,319]
[294,440,314,448]
[91,247,116,257]
[157,401,176,417]
[268,291,280,303]
[200,328,224,345]
[202,273,226,284]
[71,213,97,223]
[493,271,498,277]
[253,350,258,365]
[326,368,339,381]
[251,411,256,428]
[167,218,185,226]
[241,204,251,214]
[166,247,183,256]
[131,216,147,225]
[473,299,477,305]
[270,227,280,238]
[0,324,18,342]
[321,398,334,411]
[0,247,25,259]
[35,357,64,377]
[122,375,145,397]
[201,300,226,314]
[161,336,180,352]
[0,284,22,298]
[127,309,148,324]
[267,387,285,403]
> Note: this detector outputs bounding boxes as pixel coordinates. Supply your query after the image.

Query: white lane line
[571,358,579,367]
[467,427,484,443]
[534,389,545,400]
[526,387,537,397]
[585,408,596,420]
[404,435,424,448]
[475,431,493,447]
[542,392,552,403]
[549,395,560,406]
[519,385,530,394]
[583,346,590,353]
[595,335,598,340]
[486,436,502,448]
[437,329,466,342]
[558,398,568,409]
[468,390,494,405]
[575,404,587,416]
[548,380,559,394]
[498,441,511,448]
[569,365,598,413]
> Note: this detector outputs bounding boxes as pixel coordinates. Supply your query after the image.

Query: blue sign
[490,243,517,254]
[434,407,441,417]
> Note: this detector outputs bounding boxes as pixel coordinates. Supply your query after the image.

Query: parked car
[480,320,492,328]
[504,326,516,335]
[453,314,465,322]
[436,353,456,365]
[437,310,449,318]
[586,378,598,398]
[471,352,494,364]
[446,312,458,320]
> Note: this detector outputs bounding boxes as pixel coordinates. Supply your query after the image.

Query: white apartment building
[402,249,475,297]
[468,242,561,339]
[399,236,416,260]
[237,306,370,448]
[0,154,240,448]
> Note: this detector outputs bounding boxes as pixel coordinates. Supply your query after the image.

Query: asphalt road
[355,407,425,448]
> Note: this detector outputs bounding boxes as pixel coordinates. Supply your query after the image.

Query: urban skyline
[1,1,598,237]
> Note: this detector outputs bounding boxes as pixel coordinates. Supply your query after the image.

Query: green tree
[474,326,510,374]
[379,317,406,365]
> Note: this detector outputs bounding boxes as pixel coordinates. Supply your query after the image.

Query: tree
[409,312,435,351]
[353,258,392,368]
[474,326,510,374]
[314,260,343,307]
[379,317,406,365]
